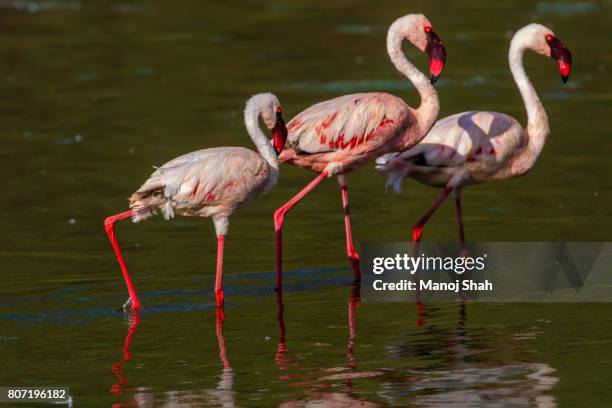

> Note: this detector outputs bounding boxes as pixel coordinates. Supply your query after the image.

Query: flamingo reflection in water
[276,285,383,407]
[382,303,559,406]
[111,310,140,402]
[109,309,236,407]
[205,308,236,407]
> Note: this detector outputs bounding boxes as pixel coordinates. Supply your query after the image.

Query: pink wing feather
[394,111,524,166]
[286,93,409,155]
[130,147,269,220]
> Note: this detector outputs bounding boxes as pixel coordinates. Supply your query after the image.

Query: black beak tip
[430,75,439,84]
[561,75,569,83]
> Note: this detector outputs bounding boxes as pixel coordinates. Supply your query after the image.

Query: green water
[1,0,611,406]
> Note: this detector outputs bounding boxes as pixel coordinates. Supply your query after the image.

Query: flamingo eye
[545,34,553,43]
[424,26,432,33]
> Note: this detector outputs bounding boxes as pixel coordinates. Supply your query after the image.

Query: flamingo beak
[549,36,572,83]
[426,29,446,84]
[272,109,288,155]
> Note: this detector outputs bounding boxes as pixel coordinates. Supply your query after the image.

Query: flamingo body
[382,111,524,191]
[280,93,414,174]
[130,146,275,223]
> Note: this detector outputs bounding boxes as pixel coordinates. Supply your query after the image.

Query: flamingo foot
[413,225,424,243]
[121,297,142,311]
[121,298,131,310]
[348,252,361,283]
[215,289,225,308]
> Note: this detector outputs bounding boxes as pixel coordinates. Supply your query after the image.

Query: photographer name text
[372,279,493,292]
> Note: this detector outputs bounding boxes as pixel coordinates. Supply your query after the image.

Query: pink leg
[104,209,142,310]
[274,172,328,291]
[454,188,466,243]
[215,235,225,307]
[338,175,361,282]
[412,186,454,242]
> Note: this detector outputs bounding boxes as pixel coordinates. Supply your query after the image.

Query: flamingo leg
[215,235,225,308]
[454,188,466,243]
[338,175,361,282]
[274,171,328,291]
[104,209,142,310]
[412,186,454,242]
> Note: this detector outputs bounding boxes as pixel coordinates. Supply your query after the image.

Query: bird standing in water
[104,93,288,309]
[377,24,572,243]
[275,14,447,289]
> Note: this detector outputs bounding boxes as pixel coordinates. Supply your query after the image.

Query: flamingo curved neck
[508,34,550,174]
[244,106,279,170]
[386,26,439,134]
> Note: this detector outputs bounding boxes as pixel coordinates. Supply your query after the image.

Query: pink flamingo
[274,14,447,289]
[104,93,288,310]
[376,24,572,242]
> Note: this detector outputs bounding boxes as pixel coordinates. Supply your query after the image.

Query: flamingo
[274,14,447,289]
[104,93,288,310]
[376,24,572,243]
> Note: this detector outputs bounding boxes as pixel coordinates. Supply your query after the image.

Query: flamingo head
[246,93,288,155]
[272,106,288,155]
[423,19,446,84]
[520,24,572,83]
[424,24,447,84]
[390,14,447,84]
[546,33,572,83]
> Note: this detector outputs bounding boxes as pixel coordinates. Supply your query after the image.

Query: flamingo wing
[286,93,410,155]
[130,147,269,219]
[395,111,524,166]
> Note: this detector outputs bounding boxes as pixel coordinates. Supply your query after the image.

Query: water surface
[1,0,611,406]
